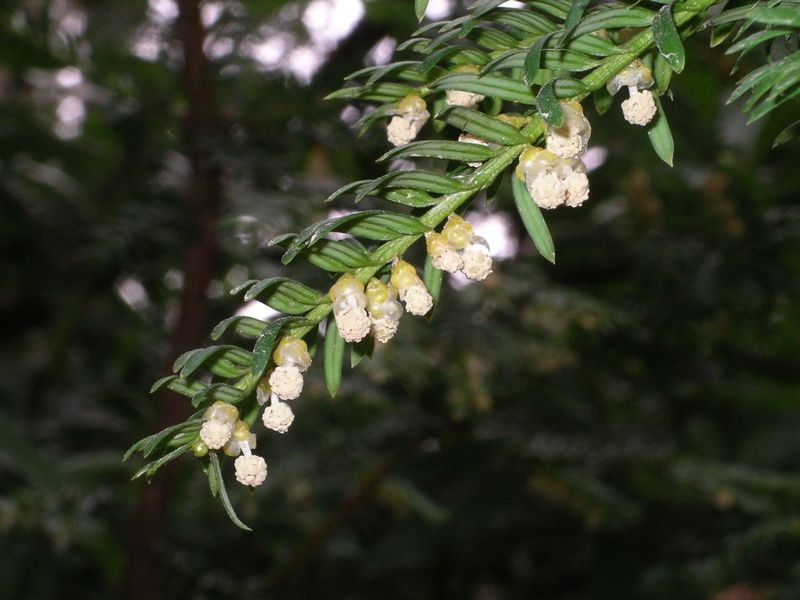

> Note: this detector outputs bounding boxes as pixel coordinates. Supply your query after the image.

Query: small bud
[192,439,209,457]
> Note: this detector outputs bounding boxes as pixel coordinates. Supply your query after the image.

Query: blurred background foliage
[1,0,800,599]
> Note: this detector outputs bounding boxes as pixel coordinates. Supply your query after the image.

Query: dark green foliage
[324,315,346,397]
[652,3,686,74]
[2,0,800,598]
[647,95,675,166]
[512,174,556,263]
[714,0,800,129]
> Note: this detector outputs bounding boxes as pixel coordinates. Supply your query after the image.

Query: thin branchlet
[129,0,766,529]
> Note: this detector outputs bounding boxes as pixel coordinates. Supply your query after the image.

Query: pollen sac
[553,156,590,208]
[234,455,267,487]
[445,65,485,108]
[461,237,493,281]
[268,365,304,401]
[425,231,464,273]
[370,317,399,344]
[607,60,658,127]
[427,215,494,281]
[516,147,590,209]
[517,148,566,209]
[621,88,657,126]
[545,101,591,160]
[329,274,371,343]
[390,259,433,316]
[446,89,484,108]
[199,420,232,450]
[199,402,239,449]
[387,93,430,146]
[262,400,295,434]
[366,278,403,343]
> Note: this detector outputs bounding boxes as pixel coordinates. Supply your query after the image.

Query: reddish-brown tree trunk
[123,1,220,598]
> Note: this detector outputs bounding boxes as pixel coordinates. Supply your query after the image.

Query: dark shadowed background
[2,1,800,599]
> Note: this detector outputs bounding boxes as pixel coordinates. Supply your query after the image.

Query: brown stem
[122,1,220,598]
